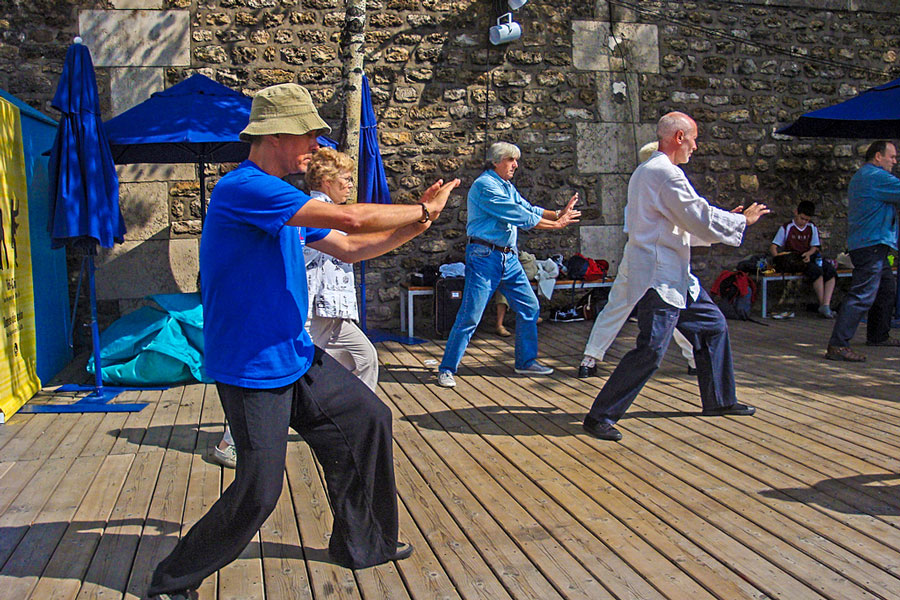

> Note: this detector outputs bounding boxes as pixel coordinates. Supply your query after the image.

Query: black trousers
[147,348,398,595]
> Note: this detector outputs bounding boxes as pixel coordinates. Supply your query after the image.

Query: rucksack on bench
[711,270,757,321]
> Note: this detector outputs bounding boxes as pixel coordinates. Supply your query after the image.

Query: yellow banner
[0,97,41,420]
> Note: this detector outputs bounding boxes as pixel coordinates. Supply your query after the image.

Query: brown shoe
[825,345,866,362]
[866,337,900,347]
[496,325,512,337]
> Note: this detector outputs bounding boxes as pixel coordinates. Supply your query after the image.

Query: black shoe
[582,416,622,441]
[701,403,756,417]
[577,365,596,378]
[389,541,414,562]
[687,366,697,375]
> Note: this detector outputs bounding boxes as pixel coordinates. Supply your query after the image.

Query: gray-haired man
[437,142,580,388]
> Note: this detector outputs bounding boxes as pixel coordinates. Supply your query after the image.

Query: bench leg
[400,290,407,332]
[408,292,415,336]
[761,279,768,318]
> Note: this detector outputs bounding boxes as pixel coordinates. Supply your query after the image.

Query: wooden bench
[400,277,615,336]
[757,268,853,318]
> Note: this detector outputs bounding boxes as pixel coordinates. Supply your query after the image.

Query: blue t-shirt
[200,160,330,388]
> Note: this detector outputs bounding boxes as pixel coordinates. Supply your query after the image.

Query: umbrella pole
[199,159,207,226]
[85,253,114,400]
[360,260,367,332]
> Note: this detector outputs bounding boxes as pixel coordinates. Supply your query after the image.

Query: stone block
[96,239,199,300]
[119,182,170,241]
[577,122,655,174]
[109,67,164,116]
[79,10,190,67]
[572,21,658,73]
[598,174,627,225]
[595,70,640,123]
[579,225,627,275]
[111,0,162,8]
[117,163,195,183]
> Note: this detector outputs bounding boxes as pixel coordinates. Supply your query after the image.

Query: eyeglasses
[338,174,354,186]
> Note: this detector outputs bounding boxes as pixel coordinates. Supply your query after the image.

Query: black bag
[434,277,465,339]
[576,287,610,320]
[772,252,806,274]
[711,270,756,320]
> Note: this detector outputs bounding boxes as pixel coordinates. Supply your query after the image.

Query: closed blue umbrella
[48,41,125,249]
[32,40,146,412]
[777,77,900,138]
[356,74,423,344]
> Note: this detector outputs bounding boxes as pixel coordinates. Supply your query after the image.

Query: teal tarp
[87,293,212,386]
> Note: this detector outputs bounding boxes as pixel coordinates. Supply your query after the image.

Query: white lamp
[489,13,522,45]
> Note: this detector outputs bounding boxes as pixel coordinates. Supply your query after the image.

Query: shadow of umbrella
[25,38,147,413]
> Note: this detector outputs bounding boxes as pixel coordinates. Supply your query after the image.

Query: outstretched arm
[288,179,459,232]
[533,193,581,230]
[307,221,431,263]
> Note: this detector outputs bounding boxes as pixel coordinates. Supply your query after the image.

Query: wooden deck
[2,315,900,600]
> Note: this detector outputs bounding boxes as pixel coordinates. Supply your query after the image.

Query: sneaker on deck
[211,444,237,469]
[437,370,457,388]
[514,362,554,376]
[818,305,835,319]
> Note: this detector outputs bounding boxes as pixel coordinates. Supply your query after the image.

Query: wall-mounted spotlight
[508,0,528,9]
[489,12,522,45]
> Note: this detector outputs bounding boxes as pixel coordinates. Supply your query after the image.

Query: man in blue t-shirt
[146,84,459,599]
[826,140,900,362]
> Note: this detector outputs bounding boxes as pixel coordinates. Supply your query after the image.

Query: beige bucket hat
[239,83,332,141]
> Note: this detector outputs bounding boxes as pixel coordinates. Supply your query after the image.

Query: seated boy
[769,200,836,318]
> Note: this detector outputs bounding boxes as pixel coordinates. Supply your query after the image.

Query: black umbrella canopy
[777,77,900,139]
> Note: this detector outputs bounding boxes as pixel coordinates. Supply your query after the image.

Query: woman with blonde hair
[303,147,379,390]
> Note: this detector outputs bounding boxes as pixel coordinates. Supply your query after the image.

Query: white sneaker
[514,362,554,376]
[437,370,456,388]
[212,444,237,468]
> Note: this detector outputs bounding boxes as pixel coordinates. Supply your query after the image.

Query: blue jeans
[829,244,896,347]
[440,243,540,373]
[587,287,736,425]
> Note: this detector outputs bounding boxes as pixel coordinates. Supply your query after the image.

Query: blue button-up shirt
[466,169,543,248]
[847,163,900,251]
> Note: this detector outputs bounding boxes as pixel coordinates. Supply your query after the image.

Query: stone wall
[2,0,900,338]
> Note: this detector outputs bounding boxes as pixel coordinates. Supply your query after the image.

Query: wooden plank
[122,447,192,600]
[259,472,313,600]
[76,451,165,600]
[0,456,75,567]
[109,390,164,455]
[27,453,134,600]
[0,458,44,515]
[138,387,187,454]
[79,411,131,458]
[0,412,31,452]
[218,462,265,600]
[383,342,751,600]
[0,413,64,462]
[47,413,105,461]
[0,455,105,600]
[284,441,361,600]
[391,495,462,600]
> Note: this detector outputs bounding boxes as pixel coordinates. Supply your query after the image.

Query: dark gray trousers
[588,287,736,425]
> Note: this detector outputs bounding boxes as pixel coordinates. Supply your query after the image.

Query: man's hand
[556,192,581,228]
[733,202,770,226]
[420,178,461,221]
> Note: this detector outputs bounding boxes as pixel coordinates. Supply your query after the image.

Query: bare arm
[287,179,459,232]
[307,222,430,263]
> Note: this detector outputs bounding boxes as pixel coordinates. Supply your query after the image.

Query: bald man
[582,112,769,442]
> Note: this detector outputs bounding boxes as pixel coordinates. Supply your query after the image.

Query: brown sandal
[825,345,866,362]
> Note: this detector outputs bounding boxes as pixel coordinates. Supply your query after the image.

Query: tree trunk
[340,0,366,201]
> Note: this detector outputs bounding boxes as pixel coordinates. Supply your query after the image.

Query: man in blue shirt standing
[146,84,459,599]
[826,140,900,362]
[437,142,580,388]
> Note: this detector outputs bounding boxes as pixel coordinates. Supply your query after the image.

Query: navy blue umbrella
[105,74,337,223]
[33,40,147,412]
[356,74,423,344]
[777,77,900,138]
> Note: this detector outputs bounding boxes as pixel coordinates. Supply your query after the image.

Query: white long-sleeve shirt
[621,151,747,308]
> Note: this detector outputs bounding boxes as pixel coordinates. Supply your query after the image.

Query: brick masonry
[1,0,899,337]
